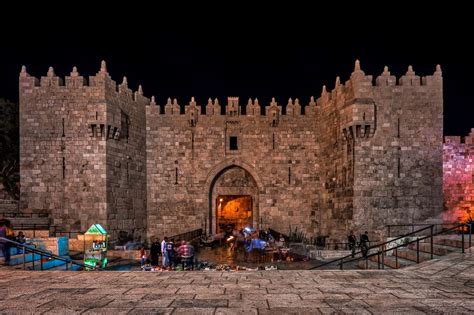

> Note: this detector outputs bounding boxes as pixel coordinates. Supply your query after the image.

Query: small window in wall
[230,136,238,150]
[121,110,129,143]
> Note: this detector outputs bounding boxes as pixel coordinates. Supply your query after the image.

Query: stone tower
[19,62,147,240]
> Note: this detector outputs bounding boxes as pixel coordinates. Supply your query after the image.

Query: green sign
[85,224,107,235]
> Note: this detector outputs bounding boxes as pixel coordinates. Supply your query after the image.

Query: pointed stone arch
[205,158,264,235]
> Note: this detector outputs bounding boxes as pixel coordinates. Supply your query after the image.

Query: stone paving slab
[0,249,473,314]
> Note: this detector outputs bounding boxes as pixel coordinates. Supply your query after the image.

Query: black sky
[0,6,472,135]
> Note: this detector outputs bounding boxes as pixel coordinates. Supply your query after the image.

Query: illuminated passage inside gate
[216,195,252,233]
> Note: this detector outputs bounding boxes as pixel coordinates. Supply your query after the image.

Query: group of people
[347,230,370,258]
[223,225,289,262]
[143,237,195,270]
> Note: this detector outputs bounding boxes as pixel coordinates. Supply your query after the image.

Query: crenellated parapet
[19,61,149,145]
[246,98,260,116]
[286,98,301,116]
[312,60,444,141]
[444,129,474,145]
[151,95,321,120]
[65,66,87,88]
[19,61,148,104]
[164,98,181,115]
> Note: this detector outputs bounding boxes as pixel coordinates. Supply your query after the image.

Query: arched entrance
[208,166,259,235]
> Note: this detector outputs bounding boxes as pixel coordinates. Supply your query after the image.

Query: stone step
[0,252,42,266]
[407,242,459,256]
[430,237,471,249]
[11,256,69,271]
[369,255,415,269]
[48,263,82,271]
[1,248,74,271]
[357,258,392,270]
[394,248,440,263]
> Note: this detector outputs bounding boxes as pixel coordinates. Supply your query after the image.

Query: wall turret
[186,97,201,126]
[266,97,281,127]
[226,97,240,116]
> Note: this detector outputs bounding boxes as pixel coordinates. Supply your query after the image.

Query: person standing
[150,238,161,266]
[166,238,175,268]
[0,219,13,265]
[359,231,370,257]
[161,237,168,267]
[177,240,195,270]
[139,246,146,266]
[348,230,357,258]
[275,234,286,262]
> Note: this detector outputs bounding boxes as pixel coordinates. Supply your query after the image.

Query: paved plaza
[1,249,473,314]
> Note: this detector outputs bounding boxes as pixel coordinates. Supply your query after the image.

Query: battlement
[20,60,442,119]
[19,61,149,105]
[444,129,474,145]
[316,60,443,106]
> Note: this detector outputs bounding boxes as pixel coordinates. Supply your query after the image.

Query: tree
[0,98,19,199]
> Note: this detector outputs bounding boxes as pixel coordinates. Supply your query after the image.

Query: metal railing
[318,241,374,251]
[170,228,203,242]
[0,237,104,271]
[0,237,103,271]
[386,222,465,237]
[311,223,472,270]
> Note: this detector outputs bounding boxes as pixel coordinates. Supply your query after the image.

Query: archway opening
[209,165,259,235]
[216,195,252,233]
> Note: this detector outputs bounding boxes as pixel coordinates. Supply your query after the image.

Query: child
[140,246,146,266]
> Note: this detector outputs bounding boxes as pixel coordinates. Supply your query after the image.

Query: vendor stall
[84,224,108,270]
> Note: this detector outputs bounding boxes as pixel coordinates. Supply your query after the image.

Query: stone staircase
[358,234,471,269]
[0,237,81,271]
[1,250,81,271]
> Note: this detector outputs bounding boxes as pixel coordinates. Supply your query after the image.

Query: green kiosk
[84,223,108,270]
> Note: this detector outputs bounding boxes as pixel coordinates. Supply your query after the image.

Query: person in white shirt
[161,237,168,266]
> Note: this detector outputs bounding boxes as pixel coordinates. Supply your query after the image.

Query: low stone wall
[20,230,49,238]
[108,250,141,260]
[69,239,85,252]
[385,236,419,256]
[69,234,107,252]
[30,237,69,256]
[309,249,351,259]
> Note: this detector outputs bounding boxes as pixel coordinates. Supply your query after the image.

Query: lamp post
[218,198,223,215]
[217,198,223,233]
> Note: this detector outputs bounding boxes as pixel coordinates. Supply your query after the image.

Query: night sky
[0,7,472,136]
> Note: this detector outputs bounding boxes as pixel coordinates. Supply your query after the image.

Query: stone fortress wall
[19,60,450,242]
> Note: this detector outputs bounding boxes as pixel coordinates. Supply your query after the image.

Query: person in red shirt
[139,246,146,266]
[176,240,195,270]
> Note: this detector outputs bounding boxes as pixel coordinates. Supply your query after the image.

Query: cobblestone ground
[1,249,473,314]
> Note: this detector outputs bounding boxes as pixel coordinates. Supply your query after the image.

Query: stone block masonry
[443,129,474,223]
[19,60,445,243]
[19,63,147,241]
